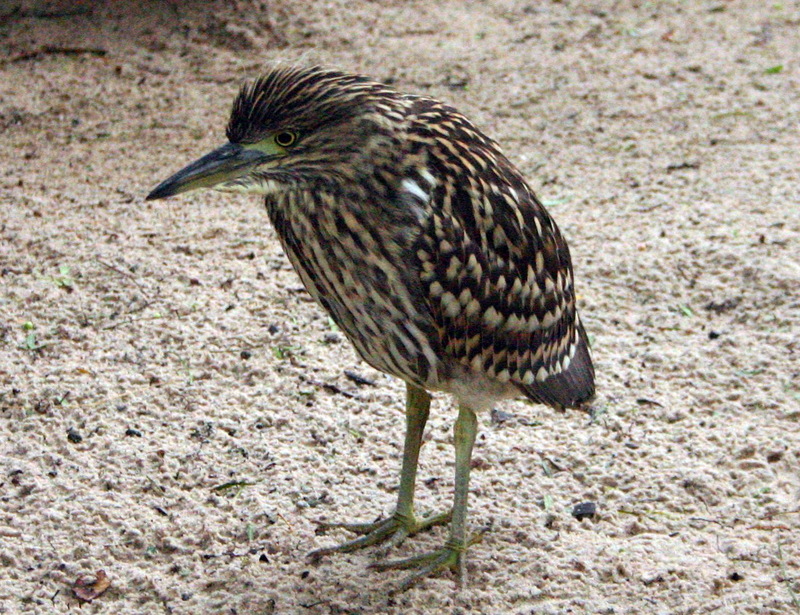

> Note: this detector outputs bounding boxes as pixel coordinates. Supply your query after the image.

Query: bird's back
[406,97,595,410]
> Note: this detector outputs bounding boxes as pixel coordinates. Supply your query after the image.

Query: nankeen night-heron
[147,66,595,591]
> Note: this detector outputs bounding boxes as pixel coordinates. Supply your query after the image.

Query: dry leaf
[73,570,111,602]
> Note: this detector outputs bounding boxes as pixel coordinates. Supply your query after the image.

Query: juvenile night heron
[147,66,595,590]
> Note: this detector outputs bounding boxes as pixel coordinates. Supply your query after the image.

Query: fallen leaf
[73,570,111,602]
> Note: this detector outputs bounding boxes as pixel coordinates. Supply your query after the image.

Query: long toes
[417,509,453,530]
[310,527,392,560]
[391,551,460,593]
[395,558,449,593]
[377,527,410,554]
[368,550,440,571]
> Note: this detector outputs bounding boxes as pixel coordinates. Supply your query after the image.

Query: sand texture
[1,1,798,613]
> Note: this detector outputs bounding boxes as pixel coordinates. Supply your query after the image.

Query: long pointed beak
[146,143,268,200]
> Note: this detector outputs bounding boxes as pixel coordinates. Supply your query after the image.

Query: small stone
[766,450,783,463]
[67,428,83,443]
[572,501,597,520]
[491,408,514,424]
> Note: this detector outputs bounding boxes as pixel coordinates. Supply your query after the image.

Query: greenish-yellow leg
[371,402,481,592]
[309,384,451,561]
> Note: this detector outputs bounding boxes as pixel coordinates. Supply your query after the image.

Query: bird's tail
[518,319,595,411]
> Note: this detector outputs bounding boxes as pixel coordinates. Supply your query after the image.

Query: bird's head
[147,66,404,201]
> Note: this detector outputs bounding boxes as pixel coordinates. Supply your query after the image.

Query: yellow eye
[274,131,297,147]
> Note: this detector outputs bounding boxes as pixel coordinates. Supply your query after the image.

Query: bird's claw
[309,510,452,561]
[370,530,486,592]
[370,543,462,592]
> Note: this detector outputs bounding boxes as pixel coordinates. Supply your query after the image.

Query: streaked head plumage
[147,66,407,199]
[226,65,397,144]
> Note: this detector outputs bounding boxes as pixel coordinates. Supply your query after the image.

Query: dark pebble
[572,501,597,520]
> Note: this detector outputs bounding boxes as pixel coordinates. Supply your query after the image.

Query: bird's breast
[265,188,444,389]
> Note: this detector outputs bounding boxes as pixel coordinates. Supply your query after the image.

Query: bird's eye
[274,131,297,147]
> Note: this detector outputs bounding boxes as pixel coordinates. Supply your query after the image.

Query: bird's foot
[309,509,452,560]
[370,532,484,593]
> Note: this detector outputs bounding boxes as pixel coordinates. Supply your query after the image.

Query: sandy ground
[1,1,799,613]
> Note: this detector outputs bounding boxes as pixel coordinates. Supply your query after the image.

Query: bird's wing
[411,104,595,409]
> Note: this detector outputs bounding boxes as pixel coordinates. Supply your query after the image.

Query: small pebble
[491,408,514,424]
[572,501,597,520]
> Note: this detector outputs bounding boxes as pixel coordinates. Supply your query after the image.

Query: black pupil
[277,132,294,146]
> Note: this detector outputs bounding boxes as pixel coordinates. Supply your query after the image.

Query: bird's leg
[309,384,451,560]
[371,403,481,592]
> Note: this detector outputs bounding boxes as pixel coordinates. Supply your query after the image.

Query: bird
[146,65,595,591]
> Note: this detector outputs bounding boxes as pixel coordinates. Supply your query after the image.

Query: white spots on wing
[535,252,545,275]
[401,178,429,203]
[526,267,542,300]
[505,313,522,332]
[446,255,461,281]
[419,168,437,187]
[466,253,482,280]
[441,292,461,318]
[536,367,549,382]
[492,225,508,250]
[482,306,503,328]
[470,353,484,372]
